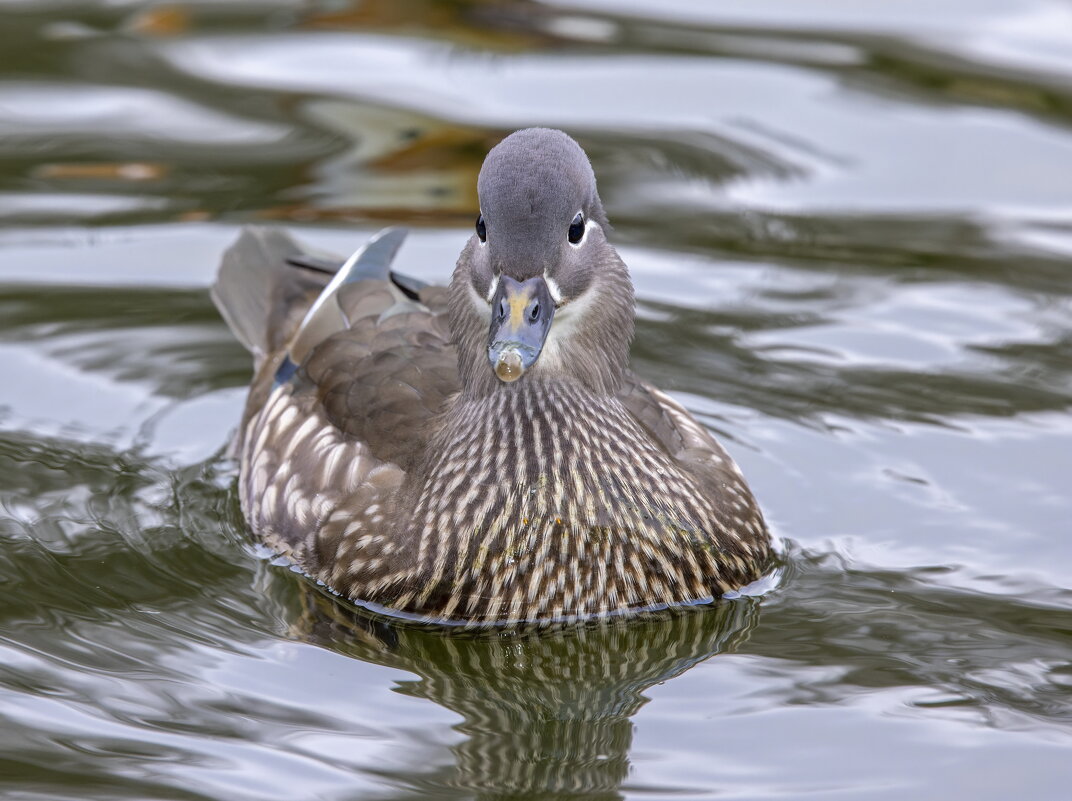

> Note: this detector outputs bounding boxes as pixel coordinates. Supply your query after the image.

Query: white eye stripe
[544,274,562,304]
[468,282,489,315]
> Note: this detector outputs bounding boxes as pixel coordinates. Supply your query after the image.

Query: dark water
[1,1,1070,798]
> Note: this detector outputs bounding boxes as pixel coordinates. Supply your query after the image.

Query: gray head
[449,128,634,397]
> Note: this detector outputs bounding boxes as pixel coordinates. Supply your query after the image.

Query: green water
[1,1,1070,798]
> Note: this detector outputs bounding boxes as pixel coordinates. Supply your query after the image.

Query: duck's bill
[487,275,556,382]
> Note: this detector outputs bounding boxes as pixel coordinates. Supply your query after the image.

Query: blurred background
[0,2,1070,800]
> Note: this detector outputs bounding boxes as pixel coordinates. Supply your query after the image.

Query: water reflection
[294,592,759,798]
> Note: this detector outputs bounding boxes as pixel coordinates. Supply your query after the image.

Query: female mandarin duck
[214,128,771,625]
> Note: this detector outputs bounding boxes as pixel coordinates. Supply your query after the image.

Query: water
[1,1,1070,798]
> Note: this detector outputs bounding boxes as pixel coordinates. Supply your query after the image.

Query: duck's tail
[212,227,318,370]
[212,226,411,372]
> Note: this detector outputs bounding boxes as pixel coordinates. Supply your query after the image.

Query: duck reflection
[292,591,760,798]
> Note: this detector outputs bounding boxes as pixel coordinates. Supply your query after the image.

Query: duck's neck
[412,375,671,532]
[442,376,625,484]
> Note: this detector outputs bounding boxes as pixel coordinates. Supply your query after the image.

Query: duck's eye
[476,214,487,243]
[568,212,585,245]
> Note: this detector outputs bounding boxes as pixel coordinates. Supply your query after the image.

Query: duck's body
[215,129,771,625]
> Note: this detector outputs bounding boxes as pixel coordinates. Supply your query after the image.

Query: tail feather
[213,227,339,369]
[213,226,412,372]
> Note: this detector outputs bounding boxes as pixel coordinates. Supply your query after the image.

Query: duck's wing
[282,227,411,368]
[214,227,460,578]
[215,226,460,468]
[300,277,458,471]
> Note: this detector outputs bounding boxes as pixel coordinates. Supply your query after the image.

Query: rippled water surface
[2,1,1071,798]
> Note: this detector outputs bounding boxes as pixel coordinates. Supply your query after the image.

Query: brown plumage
[214,128,772,626]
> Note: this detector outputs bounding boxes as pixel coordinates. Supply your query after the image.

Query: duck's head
[450,128,635,397]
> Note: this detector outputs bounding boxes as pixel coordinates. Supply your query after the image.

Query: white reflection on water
[160,30,1072,218]
[0,82,288,144]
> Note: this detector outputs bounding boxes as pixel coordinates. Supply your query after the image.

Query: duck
[213,127,771,626]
